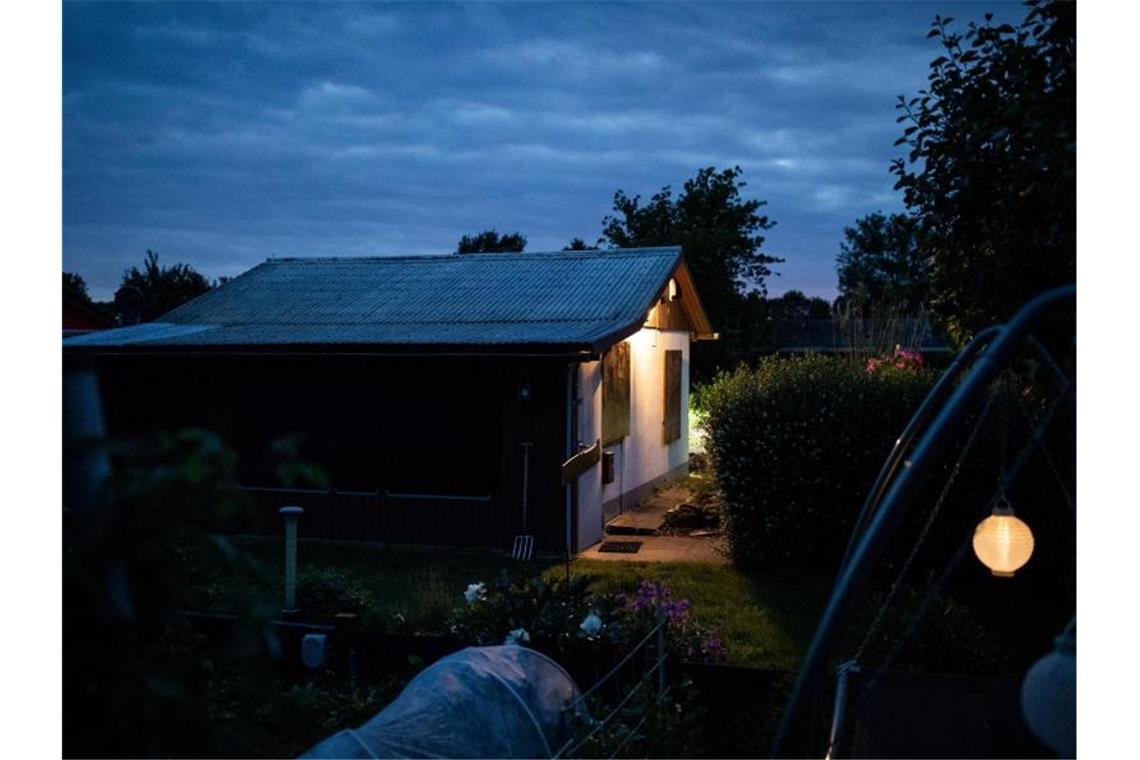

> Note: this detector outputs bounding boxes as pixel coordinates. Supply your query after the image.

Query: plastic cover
[301,645,584,759]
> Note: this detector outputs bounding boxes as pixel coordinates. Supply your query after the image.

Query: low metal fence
[232,484,501,546]
[554,602,670,759]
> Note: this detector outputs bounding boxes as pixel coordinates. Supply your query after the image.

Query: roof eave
[62,341,599,359]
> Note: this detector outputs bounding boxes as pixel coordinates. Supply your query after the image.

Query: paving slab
[578,534,729,564]
[605,482,691,535]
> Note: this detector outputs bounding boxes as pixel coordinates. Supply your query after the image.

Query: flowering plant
[619,581,727,662]
[504,627,530,646]
[447,573,726,663]
[579,611,603,636]
[866,346,925,375]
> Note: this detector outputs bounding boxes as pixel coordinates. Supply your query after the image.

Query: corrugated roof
[64,247,685,352]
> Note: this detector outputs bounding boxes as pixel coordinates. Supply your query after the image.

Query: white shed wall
[573,328,690,551]
[575,358,605,549]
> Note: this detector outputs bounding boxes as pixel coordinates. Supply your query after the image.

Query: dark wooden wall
[95,353,570,551]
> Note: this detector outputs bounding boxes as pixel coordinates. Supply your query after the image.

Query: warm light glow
[668,277,680,300]
[972,508,1034,577]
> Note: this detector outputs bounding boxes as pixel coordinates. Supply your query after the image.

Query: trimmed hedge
[702,355,935,569]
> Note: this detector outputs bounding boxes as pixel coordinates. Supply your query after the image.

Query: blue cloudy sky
[63,1,1023,302]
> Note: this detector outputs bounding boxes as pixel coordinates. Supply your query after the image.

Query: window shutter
[663,350,682,444]
[602,342,631,446]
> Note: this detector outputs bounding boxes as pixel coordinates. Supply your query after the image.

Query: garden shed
[63,246,715,552]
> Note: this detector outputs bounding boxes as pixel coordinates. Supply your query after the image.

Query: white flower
[464,582,486,603]
[579,611,603,635]
[504,627,530,646]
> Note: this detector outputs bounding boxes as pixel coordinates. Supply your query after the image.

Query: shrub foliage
[702,355,935,568]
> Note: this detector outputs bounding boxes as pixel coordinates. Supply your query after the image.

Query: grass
[184,535,832,670]
[168,537,1058,758]
[552,559,831,670]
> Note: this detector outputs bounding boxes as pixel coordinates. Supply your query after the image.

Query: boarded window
[602,341,630,446]
[663,350,682,444]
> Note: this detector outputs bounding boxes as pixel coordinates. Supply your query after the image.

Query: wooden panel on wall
[602,341,631,446]
[95,354,571,550]
[663,350,682,444]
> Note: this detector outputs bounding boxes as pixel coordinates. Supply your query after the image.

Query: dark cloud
[64,1,1022,300]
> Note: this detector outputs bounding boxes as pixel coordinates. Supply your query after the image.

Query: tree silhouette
[456,230,527,254]
[836,212,930,314]
[892,0,1074,343]
[767,290,832,321]
[120,250,212,322]
[64,272,92,305]
[601,166,780,376]
[601,166,780,335]
[563,238,599,251]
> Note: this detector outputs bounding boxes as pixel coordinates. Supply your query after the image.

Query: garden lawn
[185,536,832,670]
[555,559,832,670]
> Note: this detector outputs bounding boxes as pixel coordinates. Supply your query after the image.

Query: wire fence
[231,483,502,546]
[553,601,670,759]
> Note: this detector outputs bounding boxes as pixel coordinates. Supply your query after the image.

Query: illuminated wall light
[972,501,1034,577]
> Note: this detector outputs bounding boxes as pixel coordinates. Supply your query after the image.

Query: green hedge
[702,355,935,569]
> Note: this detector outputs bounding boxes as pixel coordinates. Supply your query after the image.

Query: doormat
[598,540,643,554]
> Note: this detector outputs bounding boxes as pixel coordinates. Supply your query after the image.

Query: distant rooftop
[63,247,702,353]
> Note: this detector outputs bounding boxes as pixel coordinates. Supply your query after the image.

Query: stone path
[604,482,689,534]
[578,478,728,564]
[577,533,729,564]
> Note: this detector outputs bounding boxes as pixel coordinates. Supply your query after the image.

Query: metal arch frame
[836,323,1004,577]
[771,285,1076,758]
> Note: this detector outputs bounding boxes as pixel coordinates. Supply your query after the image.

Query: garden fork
[511,443,535,561]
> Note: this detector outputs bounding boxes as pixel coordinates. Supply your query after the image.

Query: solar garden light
[280,506,304,612]
[971,496,1034,577]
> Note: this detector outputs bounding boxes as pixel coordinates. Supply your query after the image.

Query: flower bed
[448,573,728,667]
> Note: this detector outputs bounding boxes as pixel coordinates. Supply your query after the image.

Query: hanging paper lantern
[972,502,1034,577]
[1021,623,1076,758]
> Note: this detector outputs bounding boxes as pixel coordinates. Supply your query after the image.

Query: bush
[297,568,375,616]
[702,355,935,569]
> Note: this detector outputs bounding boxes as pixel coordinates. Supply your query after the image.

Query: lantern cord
[850,385,1001,664]
[1013,386,1076,514]
[1027,334,1076,394]
[849,527,978,713]
[998,379,1010,493]
[990,374,1073,512]
[835,370,1074,752]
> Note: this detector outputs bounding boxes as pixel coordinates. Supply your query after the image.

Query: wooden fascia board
[673,260,717,340]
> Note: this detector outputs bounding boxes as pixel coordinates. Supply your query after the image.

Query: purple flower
[628,581,676,614]
[664,599,692,625]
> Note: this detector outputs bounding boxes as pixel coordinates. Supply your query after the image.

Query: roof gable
[65,247,712,353]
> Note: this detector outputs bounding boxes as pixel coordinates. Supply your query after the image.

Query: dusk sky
[63,1,1022,302]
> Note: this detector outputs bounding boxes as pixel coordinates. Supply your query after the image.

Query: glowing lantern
[972,502,1034,577]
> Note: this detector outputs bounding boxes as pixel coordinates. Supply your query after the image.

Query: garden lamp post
[280,506,304,613]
